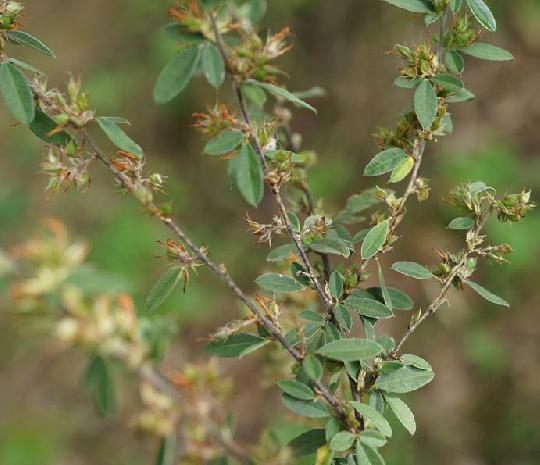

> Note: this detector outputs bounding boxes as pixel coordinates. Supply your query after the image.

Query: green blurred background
[1,1,540,464]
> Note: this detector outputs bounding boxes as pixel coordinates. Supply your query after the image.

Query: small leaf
[5,30,55,57]
[466,0,497,31]
[334,304,353,332]
[344,297,393,319]
[363,287,414,311]
[391,261,433,280]
[309,238,351,258]
[448,217,475,230]
[463,279,509,307]
[329,271,344,300]
[146,266,183,312]
[389,156,414,183]
[386,396,416,435]
[445,50,465,74]
[289,429,326,457]
[0,62,35,124]
[228,143,264,207]
[204,130,244,156]
[451,0,463,13]
[255,273,304,293]
[364,148,408,177]
[432,74,464,92]
[382,0,435,13]
[414,79,438,131]
[267,243,296,262]
[30,110,73,146]
[242,81,267,107]
[162,23,206,43]
[205,333,269,358]
[83,355,116,417]
[329,432,356,452]
[400,353,432,370]
[281,394,329,418]
[245,79,317,113]
[446,88,475,103]
[350,402,392,437]
[317,338,384,362]
[361,220,389,259]
[7,58,43,75]
[359,430,387,449]
[154,46,201,104]
[276,380,314,400]
[201,43,225,88]
[394,76,422,89]
[96,116,143,157]
[375,366,434,393]
[303,354,323,380]
[461,43,513,61]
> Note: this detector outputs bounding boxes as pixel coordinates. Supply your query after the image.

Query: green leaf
[381,0,435,13]
[450,0,463,13]
[281,394,329,418]
[356,443,372,465]
[400,353,432,370]
[289,429,326,457]
[359,431,387,449]
[145,266,183,312]
[0,62,35,124]
[446,87,475,103]
[364,148,408,177]
[155,436,175,465]
[276,380,314,400]
[8,58,43,76]
[448,217,475,230]
[364,446,386,465]
[205,333,269,358]
[364,287,414,311]
[83,355,116,417]
[267,243,296,262]
[329,431,356,452]
[5,30,55,57]
[394,76,422,89]
[30,110,73,146]
[344,297,393,319]
[375,366,434,393]
[391,261,433,279]
[162,23,206,43]
[96,116,143,157]
[154,46,201,104]
[201,43,225,88]
[385,396,416,435]
[204,130,244,156]
[303,354,323,380]
[334,304,353,332]
[309,237,351,258]
[228,143,264,206]
[317,338,384,362]
[463,279,509,307]
[432,74,464,92]
[445,50,465,74]
[255,273,303,293]
[361,220,389,259]
[350,402,392,437]
[329,271,344,300]
[389,156,414,183]
[414,79,438,131]
[242,81,267,107]
[466,0,497,31]
[461,43,513,61]
[245,79,317,113]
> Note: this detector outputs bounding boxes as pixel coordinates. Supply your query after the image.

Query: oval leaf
[414,79,438,131]
[245,79,317,113]
[154,46,201,104]
[345,297,393,319]
[350,402,392,437]
[204,130,244,156]
[382,0,435,13]
[364,148,408,177]
[361,220,389,259]
[463,278,509,307]
[391,261,433,279]
[385,396,416,435]
[0,62,35,124]
[329,431,356,452]
[228,143,264,207]
[96,116,143,157]
[6,30,55,57]
[205,333,269,358]
[461,42,513,61]
[202,43,225,88]
[146,266,183,312]
[375,366,434,393]
[448,217,475,230]
[30,110,73,146]
[317,338,384,362]
[277,380,314,400]
[289,429,326,457]
[466,0,496,31]
[281,394,329,418]
[255,273,304,293]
